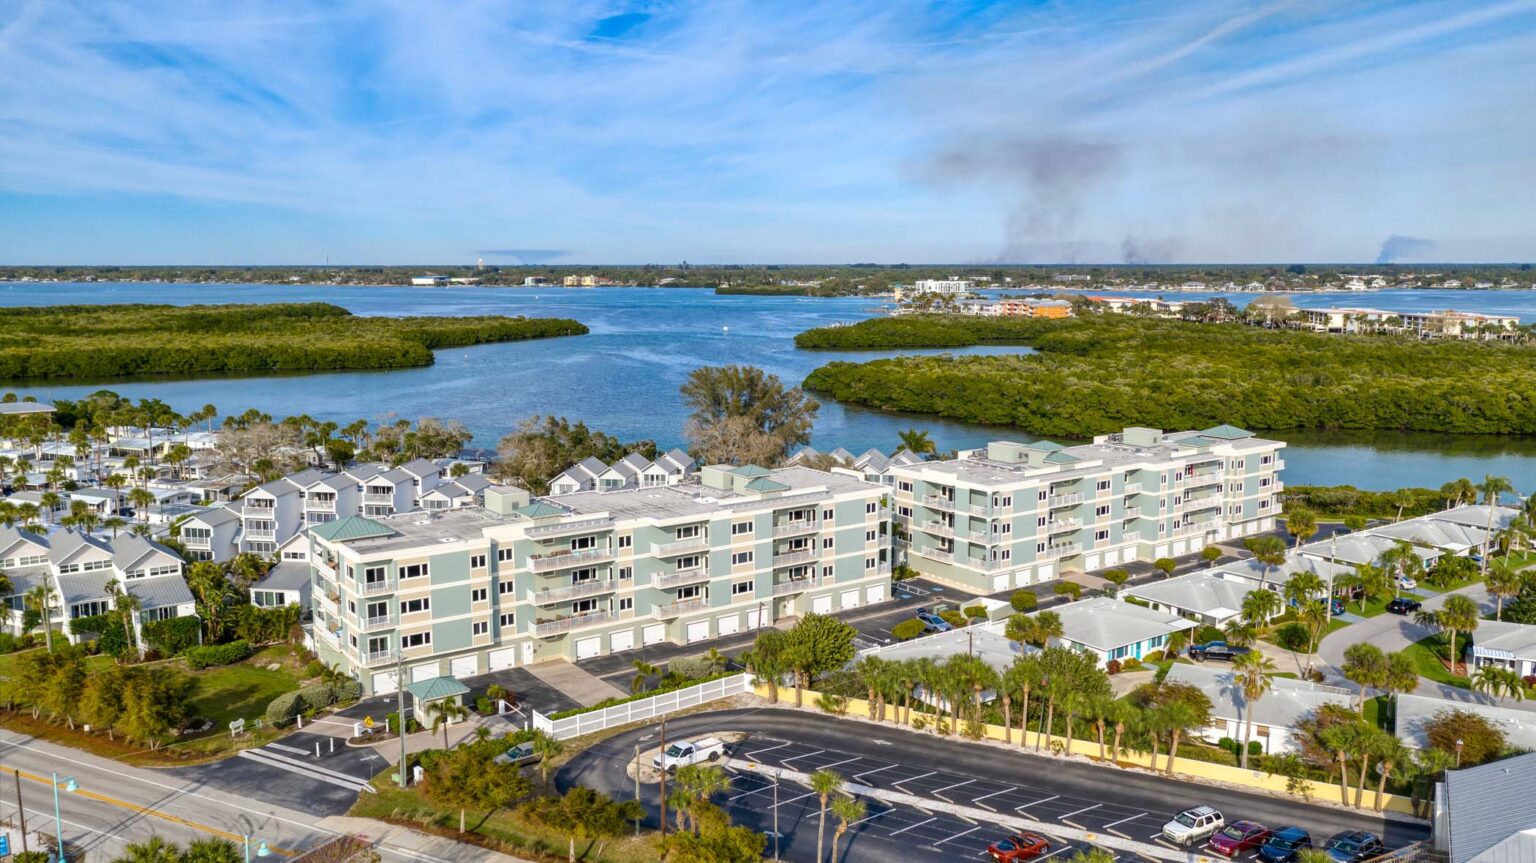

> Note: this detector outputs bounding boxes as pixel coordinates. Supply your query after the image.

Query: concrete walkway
[524,659,627,706]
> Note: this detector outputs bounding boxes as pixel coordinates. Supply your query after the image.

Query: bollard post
[296,714,303,729]
[330,737,336,754]
[314,741,320,758]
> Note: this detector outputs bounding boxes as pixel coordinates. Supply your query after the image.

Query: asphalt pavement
[558,707,1429,863]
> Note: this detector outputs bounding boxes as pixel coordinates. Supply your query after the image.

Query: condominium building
[884,425,1284,594]
[308,464,892,695]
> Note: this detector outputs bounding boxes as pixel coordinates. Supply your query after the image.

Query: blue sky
[2,0,1535,265]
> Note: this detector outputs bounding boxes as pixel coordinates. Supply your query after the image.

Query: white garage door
[865,584,886,604]
[1173,540,1188,555]
[575,636,602,659]
[1155,543,1169,558]
[1104,549,1120,566]
[610,629,635,652]
[812,595,833,615]
[745,608,763,629]
[488,647,516,671]
[840,590,859,610]
[371,671,399,696]
[991,574,1008,593]
[686,621,710,643]
[643,624,667,645]
[410,664,437,682]
[450,656,477,679]
[716,615,740,636]
[1086,553,1101,570]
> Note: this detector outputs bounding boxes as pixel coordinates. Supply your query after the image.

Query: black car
[1387,596,1423,615]
[1190,641,1253,662]
[1323,831,1385,863]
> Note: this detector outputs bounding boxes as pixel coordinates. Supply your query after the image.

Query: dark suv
[1387,596,1423,615]
[1190,641,1253,662]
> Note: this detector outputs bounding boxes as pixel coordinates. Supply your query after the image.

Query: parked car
[1329,598,1347,616]
[1395,575,1418,591]
[1189,641,1252,662]
[1208,821,1273,858]
[653,737,725,771]
[493,740,541,767]
[1259,827,1313,863]
[915,610,953,633]
[987,832,1049,862]
[1162,806,1224,846]
[1387,596,1423,615]
[1323,831,1385,863]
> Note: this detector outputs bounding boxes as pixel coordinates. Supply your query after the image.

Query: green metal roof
[406,676,470,702]
[1198,424,1253,440]
[308,516,395,542]
[516,501,567,519]
[1024,440,1064,452]
[1043,451,1082,464]
[743,476,791,493]
[731,465,773,477]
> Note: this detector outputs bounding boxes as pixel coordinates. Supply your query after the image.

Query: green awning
[405,676,470,702]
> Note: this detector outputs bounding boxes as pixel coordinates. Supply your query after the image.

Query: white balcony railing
[923,494,956,511]
[1046,543,1080,556]
[1123,507,1142,519]
[365,649,393,664]
[1183,520,1219,534]
[773,520,819,538]
[525,516,614,539]
[917,547,955,564]
[652,568,710,590]
[652,598,710,619]
[361,580,394,595]
[1048,493,1085,508]
[773,576,827,596]
[965,530,994,544]
[1122,484,1143,496]
[363,492,395,504]
[1046,518,1080,533]
[307,498,337,512]
[533,610,624,637]
[1183,495,1221,511]
[531,580,618,604]
[529,548,615,572]
[772,549,819,567]
[922,521,956,538]
[652,537,710,557]
[182,535,212,548]
[245,529,276,541]
[363,614,396,631]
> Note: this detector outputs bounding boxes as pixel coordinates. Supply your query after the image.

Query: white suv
[1162,806,1224,846]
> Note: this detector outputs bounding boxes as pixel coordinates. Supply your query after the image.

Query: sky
[2,0,1535,265]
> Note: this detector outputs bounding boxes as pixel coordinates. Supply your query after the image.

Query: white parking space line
[772,790,818,809]
[1016,794,1058,812]
[1102,813,1144,834]
[931,778,976,800]
[892,770,936,791]
[1036,847,1072,861]
[727,782,772,802]
[848,809,890,828]
[890,817,938,836]
[936,826,984,847]
[817,756,862,771]
[746,741,793,759]
[853,764,897,783]
[1060,803,1101,820]
[779,748,825,763]
[971,787,1013,807]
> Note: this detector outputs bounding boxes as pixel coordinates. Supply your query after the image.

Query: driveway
[1315,583,1494,693]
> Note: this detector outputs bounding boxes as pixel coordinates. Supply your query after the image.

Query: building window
[1095,529,1110,542]
[497,580,515,595]
[731,521,753,536]
[618,566,633,580]
[1037,542,1046,553]
[618,535,632,549]
[1000,495,1012,507]
[898,481,913,492]
[732,551,753,565]
[472,588,488,602]
[500,612,516,627]
[618,596,634,612]
[402,632,431,649]
[865,530,876,542]
[1096,505,1110,517]
[1038,489,1048,501]
[1097,480,1111,492]
[400,563,429,580]
[401,597,430,614]
[865,557,877,570]
[470,554,486,569]
[822,537,833,549]
[732,580,753,596]
[473,621,488,636]
[497,548,514,562]
[866,502,878,514]
[823,509,834,521]
[897,506,912,518]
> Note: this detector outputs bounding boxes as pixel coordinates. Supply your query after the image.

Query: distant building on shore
[410,274,449,286]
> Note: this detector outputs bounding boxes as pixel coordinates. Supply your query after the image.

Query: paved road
[1316,583,1492,686]
[558,707,1428,863]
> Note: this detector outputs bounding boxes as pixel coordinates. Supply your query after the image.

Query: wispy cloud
[1,0,1534,263]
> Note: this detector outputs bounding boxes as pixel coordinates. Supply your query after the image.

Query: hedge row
[185,639,251,670]
[263,679,363,725]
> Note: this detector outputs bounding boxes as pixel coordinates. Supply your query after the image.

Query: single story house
[1435,753,1536,863]
[251,561,312,615]
[1395,692,1536,753]
[1166,662,1352,755]
[1047,597,1190,666]
[1122,570,1265,626]
[1469,620,1536,678]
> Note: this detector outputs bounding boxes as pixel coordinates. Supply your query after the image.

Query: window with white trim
[499,612,515,626]
[732,580,753,596]
[401,597,430,614]
[473,621,488,636]
[400,562,428,580]
[732,551,753,565]
[472,587,488,602]
[731,521,753,536]
[402,632,431,648]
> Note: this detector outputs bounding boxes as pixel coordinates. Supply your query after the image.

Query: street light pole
[51,772,76,863]
[658,715,668,839]
[633,743,642,838]
[14,770,29,855]
[396,649,409,788]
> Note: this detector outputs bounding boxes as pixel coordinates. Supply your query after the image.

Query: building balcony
[772,549,819,567]
[313,556,337,576]
[975,557,1014,572]
[1183,495,1221,511]
[529,548,615,572]
[1272,459,1286,471]
[1047,518,1080,533]
[531,579,619,605]
[916,547,955,564]
[363,613,396,632]
[772,575,827,595]
[316,590,339,615]
[773,520,819,538]
[923,494,957,512]
[1046,543,1080,556]
[533,609,625,638]
[245,529,276,541]
[363,492,395,505]
[182,535,211,548]
[526,516,614,539]
[964,529,995,544]
[652,568,710,590]
[1123,507,1142,519]
[306,498,337,512]
[245,500,275,510]
[361,580,394,595]
[921,521,955,538]
[316,626,341,648]
[1122,484,1143,496]
[652,598,710,619]
[651,537,710,557]
[365,649,394,664]
[1048,493,1085,508]
[1183,520,1219,534]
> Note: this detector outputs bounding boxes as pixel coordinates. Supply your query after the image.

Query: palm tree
[1240,588,1282,629]
[425,699,470,749]
[1472,665,1526,705]
[1377,541,1425,596]
[896,428,936,457]
[1427,594,1481,670]
[1485,557,1526,621]
[117,836,184,863]
[530,730,565,783]
[1003,654,1043,746]
[1283,570,1325,609]
[810,769,844,863]
[1297,600,1330,673]
[631,659,660,694]
[26,584,56,651]
[673,764,732,833]
[38,490,60,525]
[1380,651,1418,716]
[1160,700,1202,774]
[1244,536,1287,591]
[1477,475,1514,575]
[1285,508,1318,548]
[112,583,142,659]
[1232,651,1278,769]
[830,795,867,863]
[1441,477,1476,509]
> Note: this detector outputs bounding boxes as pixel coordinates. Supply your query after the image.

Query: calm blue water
[2,281,1534,491]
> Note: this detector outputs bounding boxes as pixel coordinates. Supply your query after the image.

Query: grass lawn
[1363,696,1387,729]
[0,647,114,681]
[1403,635,1471,688]
[186,662,300,728]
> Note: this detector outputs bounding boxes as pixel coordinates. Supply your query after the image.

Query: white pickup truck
[653,737,726,771]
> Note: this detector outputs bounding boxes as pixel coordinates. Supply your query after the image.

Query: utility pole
[658,716,668,838]
[396,650,409,788]
[772,771,780,861]
[633,743,642,838]
[13,771,28,854]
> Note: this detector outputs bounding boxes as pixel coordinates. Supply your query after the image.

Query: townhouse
[1167,662,1353,755]
[307,464,892,695]
[885,425,1284,594]
[547,449,694,494]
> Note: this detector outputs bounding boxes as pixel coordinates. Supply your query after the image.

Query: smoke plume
[1374,235,1434,264]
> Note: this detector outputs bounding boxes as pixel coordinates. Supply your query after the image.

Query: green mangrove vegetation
[0,303,587,380]
[797,314,1536,437]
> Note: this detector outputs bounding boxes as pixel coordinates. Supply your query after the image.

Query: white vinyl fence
[531,673,752,740]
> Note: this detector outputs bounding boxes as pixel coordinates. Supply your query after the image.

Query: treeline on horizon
[797,315,1536,437]
[0,302,587,381]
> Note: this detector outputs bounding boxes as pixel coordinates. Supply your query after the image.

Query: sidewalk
[317,816,534,863]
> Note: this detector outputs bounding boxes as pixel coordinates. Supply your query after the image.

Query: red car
[988,832,1049,861]
[1209,821,1273,858]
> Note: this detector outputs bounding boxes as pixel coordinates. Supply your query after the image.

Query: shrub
[892,619,926,641]
[1009,590,1038,612]
[264,691,303,725]
[1121,657,1142,671]
[1102,568,1129,586]
[1105,659,1121,675]
[1053,581,1082,599]
[1273,622,1311,653]
[1143,650,1165,663]
[939,610,966,627]
[1247,740,1263,757]
[0,632,18,654]
[668,656,717,681]
[184,640,251,670]
[963,606,988,621]
[475,696,494,715]
[1425,708,1506,766]
[303,659,325,678]
[816,694,848,715]
[264,681,345,726]
[142,617,201,655]
[1218,737,1237,755]
[1153,558,1178,577]
[1195,625,1225,645]
[386,710,422,734]
[330,678,363,703]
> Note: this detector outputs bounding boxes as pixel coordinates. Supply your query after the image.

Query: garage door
[716,615,740,636]
[865,584,886,604]
[411,664,438,682]
[575,636,602,659]
[1155,544,1169,558]
[371,671,399,696]
[1104,549,1120,566]
[812,595,833,615]
[450,656,477,679]
[643,624,667,645]
[610,629,635,652]
[745,608,763,628]
[488,647,516,671]
[1173,540,1188,555]
[686,621,710,643]
[991,574,1008,593]
[1086,553,1101,570]
[840,589,859,610]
